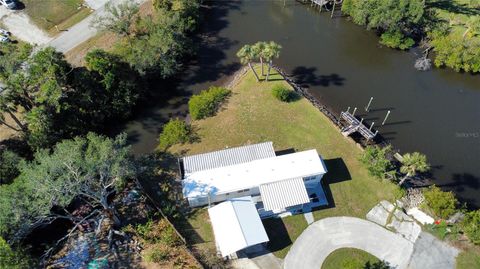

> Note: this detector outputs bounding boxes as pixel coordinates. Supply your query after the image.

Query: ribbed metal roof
[259,177,310,211]
[182,142,275,175]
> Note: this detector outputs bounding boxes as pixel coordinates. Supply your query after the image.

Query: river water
[121,1,480,207]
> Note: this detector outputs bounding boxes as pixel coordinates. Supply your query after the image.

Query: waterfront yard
[169,67,400,259]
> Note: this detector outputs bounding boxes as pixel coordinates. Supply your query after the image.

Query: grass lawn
[428,0,480,39]
[321,248,382,269]
[456,246,480,269]
[169,67,400,259]
[65,32,119,66]
[22,0,91,34]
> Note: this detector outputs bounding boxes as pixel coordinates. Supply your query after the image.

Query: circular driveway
[284,217,414,269]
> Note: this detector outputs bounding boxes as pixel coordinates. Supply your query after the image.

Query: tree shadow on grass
[427,0,480,16]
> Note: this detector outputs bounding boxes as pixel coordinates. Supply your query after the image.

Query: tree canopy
[0,133,135,241]
[342,0,424,49]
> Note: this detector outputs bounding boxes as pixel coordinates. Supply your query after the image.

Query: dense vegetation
[0,0,201,266]
[188,86,231,120]
[158,118,193,150]
[271,84,294,102]
[342,0,480,73]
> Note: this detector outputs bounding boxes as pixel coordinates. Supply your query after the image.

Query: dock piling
[365,97,373,112]
[382,110,391,125]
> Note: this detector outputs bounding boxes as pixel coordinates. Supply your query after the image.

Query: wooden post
[346,106,350,113]
[369,122,375,131]
[365,97,373,112]
[382,110,391,125]
[331,0,336,18]
[360,118,364,124]
[374,130,379,137]
[352,107,357,116]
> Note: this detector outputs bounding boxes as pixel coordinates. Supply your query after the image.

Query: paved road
[284,217,414,269]
[48,0,145,53]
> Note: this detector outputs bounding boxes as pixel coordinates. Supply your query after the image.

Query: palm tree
[398,152,430,186]
[463,17,480,39]
[237,44,260,82]
[253,42,267,76]
[264,41,282,81]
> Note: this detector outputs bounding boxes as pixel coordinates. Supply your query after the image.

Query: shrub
[423,185,458,219]
[144,244,171,263]
[271,84,293,102]
[0,150,23,185]
[359,145,394,179]
[462,210,480,244]
[188,86,230,120]
[380,30,415,50]
[135,219,182,246]
[158,119,191,150]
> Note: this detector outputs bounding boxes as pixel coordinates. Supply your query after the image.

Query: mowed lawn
[171,67,400,258]
[321,248,381,269]
[22,0,91,34]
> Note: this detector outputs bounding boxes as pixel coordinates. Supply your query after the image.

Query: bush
[188,86,230,120]
[144,244,171,263]
[423,185,458,219]
[462,210,480,244]
[0,150,23,185]
[135,219,182,246]
[359,145,394,179]
[271,85,293,102]
[380,30,415,50]
[158,119,191,150]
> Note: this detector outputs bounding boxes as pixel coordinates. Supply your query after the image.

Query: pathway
[284,217,414,269]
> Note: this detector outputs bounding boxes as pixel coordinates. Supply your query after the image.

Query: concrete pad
[408,232,459,269]
[304,212,314,225]
[387,218,421,243]
[366,204,390,226]
[380,200,395,212]
[393,208,413,222]
[407,207,434,225]
[284,217,414,269]
[84,0,109,10]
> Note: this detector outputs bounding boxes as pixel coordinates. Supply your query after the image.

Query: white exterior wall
[188,187,261,207]
[188,173,325,208]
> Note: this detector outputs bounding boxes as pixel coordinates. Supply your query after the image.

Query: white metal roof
[208,196,269,257]
[259,177,310,211]
[183,149,327,198]
[182,142,275,174]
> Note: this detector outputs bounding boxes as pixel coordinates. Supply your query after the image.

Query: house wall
[187,173,325,207]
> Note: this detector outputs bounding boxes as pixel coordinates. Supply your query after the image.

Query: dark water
[122,1,480,207]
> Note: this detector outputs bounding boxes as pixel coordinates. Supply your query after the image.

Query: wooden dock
[340,111,377,141]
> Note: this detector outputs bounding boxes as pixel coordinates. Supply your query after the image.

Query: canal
[122,0,480,207]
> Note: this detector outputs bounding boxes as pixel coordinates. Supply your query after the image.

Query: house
[179,142,329,257]
[180,141,328,215]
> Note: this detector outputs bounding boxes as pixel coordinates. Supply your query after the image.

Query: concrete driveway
[284,217,414,269]
[0,6,51,45]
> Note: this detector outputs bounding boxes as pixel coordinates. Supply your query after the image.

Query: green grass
[457,246,480,269]
[22,0,91,33]
[171,67,400,259]
[262,215,308,258]
[321,248,381,269]
[428,0,480,38]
